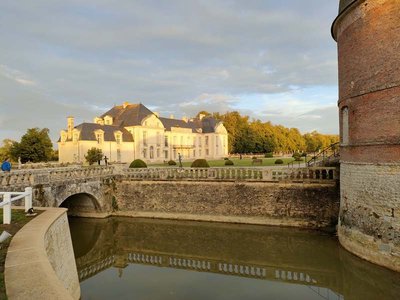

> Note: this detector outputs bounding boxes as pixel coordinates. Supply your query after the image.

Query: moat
[69,217,400,300]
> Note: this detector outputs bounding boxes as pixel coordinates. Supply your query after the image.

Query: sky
[0,1,340,145]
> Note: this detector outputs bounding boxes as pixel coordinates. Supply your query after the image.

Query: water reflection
[69,217,400,300]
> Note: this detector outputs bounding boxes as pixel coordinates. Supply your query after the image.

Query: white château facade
[58,102,228,163]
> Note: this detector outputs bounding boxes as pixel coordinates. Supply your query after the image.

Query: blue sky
[0,1,339,144]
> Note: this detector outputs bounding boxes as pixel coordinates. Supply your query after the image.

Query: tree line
[201,111,339,154]
[0,112,339,163]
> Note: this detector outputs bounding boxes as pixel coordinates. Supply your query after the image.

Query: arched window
[342,107,349,145]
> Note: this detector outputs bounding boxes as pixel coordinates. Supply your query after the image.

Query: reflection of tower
[332,0,400,272]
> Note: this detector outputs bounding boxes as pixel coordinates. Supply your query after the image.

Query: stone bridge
[0,165,339,223]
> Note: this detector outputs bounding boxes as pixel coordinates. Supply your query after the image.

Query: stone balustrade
[0,166,338,189]
[123,167,338,183]
[0,166,114,188]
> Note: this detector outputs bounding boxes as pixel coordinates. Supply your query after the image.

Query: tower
[332,0,400,271]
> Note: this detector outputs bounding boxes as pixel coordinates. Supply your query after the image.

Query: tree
[0,139,16,161]
[10,128,53,163]
[85,148,103,165]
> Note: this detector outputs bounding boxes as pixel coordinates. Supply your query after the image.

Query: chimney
[67,116,74,140]
[123,101,130,109]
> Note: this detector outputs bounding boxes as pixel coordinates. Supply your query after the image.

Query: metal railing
[0,187,33,224]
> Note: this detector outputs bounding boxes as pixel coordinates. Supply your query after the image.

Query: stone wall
[5,208,80,300]
[339,163,400,271]
[115,181,339,229]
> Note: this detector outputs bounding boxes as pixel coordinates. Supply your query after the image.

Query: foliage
[85,148,103,165]
[10,128,53,163]
[275,159,284,164]
[208,111,339,154]
[191,159,210,168]
[224,159,234,166]
[252,156,257,160]
[294,156,303,161]
[223,157,229,160]
[0,139,15,161]
[265,152,274,158]
[129,159,147,168]
[168,160,177,165]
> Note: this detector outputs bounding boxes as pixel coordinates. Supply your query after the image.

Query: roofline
[331,0,364,41]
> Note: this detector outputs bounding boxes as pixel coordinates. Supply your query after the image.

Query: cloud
[0,0,340,143]
[0,65,36,86]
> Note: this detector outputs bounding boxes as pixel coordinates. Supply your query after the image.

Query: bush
[225,159,234,166]
[292,152,301,158]
[129,159,147,168]
[191,159,210,168]
[168,160,177,165]
[264,152,274,158]
[252,156,258,160]
[85,148,103,165]
[224,157,229,160]
[301,152,307,157]
[294,156,303,161]
[275,159,284,164]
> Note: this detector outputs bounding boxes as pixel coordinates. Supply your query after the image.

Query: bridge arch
[60,192,101,216]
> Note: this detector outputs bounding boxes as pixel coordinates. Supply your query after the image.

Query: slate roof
[74,123,134,142]
[100,103,154,127]
[62,103,223,142]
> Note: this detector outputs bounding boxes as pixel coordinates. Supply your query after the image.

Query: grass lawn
[149,157,308,168]
[0,209,41,300]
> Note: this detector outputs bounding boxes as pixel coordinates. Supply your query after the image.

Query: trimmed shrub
[292,152,301,158]
[224,157,229,160]
[191,159,210,168]
[252,156,258,160]
[264,152,274,158]
[294,156,303,161]
[168,160,177,165]
[129,159,147,168]
[274,159,284,165]
[225,159,234,166]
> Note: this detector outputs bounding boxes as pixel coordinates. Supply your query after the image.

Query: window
[96,133,103,144]
[193,150,196,157]
[342,107,349,145]
[164,150,168,159]
[173,136,177,145]
[143,131,147,146]
[150,146,154,159]
[143,149,147,158]
[165,136,169,147]
[198,136,202,146]
[216,136,219,147]
[205,136,209,146]
[173,149,176,159]
[116,134,121,144]
[157,132,161,146]
[199,149,202,157]
[157,148,160,158]
[206,149,209,156]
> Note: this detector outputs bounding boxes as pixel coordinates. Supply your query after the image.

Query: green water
[69,217,400,300]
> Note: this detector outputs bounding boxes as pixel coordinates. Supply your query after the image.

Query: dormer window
[104,115,113,125]
[60,131,67,143]
[114,131,123,144]
[95,130,104,144]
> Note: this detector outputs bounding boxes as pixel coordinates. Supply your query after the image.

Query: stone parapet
[5,208,80,299]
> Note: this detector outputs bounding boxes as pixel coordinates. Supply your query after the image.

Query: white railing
[0,187,33,224]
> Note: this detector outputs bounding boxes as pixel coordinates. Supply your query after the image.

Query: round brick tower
[332,0,400,271]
